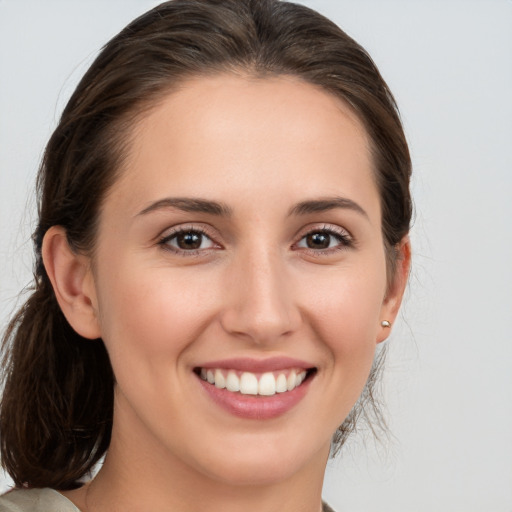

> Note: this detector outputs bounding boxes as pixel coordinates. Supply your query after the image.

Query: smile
[198,368,308,396]
[194,358,316,419]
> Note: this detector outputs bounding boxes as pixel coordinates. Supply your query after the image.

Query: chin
[201,456,306,488]
[187,431,330,488]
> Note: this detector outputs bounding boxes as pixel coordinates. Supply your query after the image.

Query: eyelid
[157,223,223,255]
[155,222,354,257]
[292,223,355,253]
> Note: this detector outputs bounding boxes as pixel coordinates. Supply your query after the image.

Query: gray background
[1,1,511,510]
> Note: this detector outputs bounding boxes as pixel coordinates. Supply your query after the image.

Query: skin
[43,74,410,512]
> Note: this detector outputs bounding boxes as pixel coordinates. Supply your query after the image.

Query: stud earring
[381,320,391,328]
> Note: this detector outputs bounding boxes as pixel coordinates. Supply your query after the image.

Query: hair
[1,0,412,490]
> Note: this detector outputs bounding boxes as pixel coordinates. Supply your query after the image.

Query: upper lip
[196,357,315,373]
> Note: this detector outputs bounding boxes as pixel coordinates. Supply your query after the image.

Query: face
[83,74,405,486]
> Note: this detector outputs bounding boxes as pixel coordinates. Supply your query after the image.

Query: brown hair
[1,0,412,490]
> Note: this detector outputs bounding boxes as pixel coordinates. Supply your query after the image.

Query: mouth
[194,367,316,396]
[193,357,317,419]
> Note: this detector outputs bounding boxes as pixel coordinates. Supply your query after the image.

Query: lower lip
[196,373,313,420]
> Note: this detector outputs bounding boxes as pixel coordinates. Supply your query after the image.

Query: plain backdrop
[1,1,511,510]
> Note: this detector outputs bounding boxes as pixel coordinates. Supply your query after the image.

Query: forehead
[111,73,379,220]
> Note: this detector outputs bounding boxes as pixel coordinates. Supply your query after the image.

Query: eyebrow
[288,196,368,219]
[137,195,368,219]
[137,197,233,217]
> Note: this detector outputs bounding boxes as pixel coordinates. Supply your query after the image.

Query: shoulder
[0,490,334,512]
[0,488,80,512]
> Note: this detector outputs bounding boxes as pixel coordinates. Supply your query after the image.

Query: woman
[0,0,411,510]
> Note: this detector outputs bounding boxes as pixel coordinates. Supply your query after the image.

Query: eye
[295,226,353,252]
[159,228,218,253]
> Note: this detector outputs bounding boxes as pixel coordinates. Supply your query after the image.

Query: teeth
[199,368,308,396]
[226,370,240,392]
[287,370,297,391]
[276,373,287,393]
[258,372,276,396]
[214,369,226,389]
[240,372,258,395]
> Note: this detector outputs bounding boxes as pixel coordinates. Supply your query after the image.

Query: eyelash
[158,226,219,256]
[157,224,354,257]
[294,225,354,256]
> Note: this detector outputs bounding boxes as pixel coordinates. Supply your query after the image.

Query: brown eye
[296,228,352,252]
[176,231,202,250]
[161,229,216,252]
[305,232,331,249]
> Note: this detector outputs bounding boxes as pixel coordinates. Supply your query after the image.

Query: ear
[376,236,411,344]
[42,226,101,339]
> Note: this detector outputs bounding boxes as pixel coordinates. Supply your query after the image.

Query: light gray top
[0,488,336,511]
[0,488,80,511]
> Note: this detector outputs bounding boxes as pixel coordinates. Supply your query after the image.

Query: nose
[219,247,301,344]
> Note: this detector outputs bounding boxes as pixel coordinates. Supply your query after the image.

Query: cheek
[304,262,386,340]
[300,261,386,396]
[93,261,225,382]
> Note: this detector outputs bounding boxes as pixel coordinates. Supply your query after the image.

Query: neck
[85,465,325,512]
[64,414,329,512]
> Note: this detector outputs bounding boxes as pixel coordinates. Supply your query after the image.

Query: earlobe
[42,226,101,339]
[376,236,411,344]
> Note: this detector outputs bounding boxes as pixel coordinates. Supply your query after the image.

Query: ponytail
[0,274,113,489]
